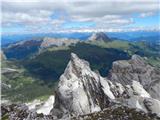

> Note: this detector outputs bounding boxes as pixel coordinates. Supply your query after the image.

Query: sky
[1,0,160,34]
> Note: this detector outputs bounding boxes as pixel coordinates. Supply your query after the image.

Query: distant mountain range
[3,37,79,59]
[2,32,160,60]
[1,33,90,46]
[2,31,159,46]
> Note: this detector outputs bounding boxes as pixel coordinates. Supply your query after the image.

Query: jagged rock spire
[51,54,160,119]
[51,53,111,119]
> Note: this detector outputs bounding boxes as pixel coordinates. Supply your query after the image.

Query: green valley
[2,36,160,103]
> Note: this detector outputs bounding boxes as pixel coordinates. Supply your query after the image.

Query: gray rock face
[109,54,160,100]
[144,98,160,117]
[51,53,160,119]
[89,32,111,42]
[40,37,78,49]
[1,104,57,120]
[51,53,110,119]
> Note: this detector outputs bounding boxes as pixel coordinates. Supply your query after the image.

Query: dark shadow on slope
[23,42,130,84]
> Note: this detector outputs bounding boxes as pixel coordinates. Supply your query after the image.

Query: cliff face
[51,53,110,118]
[51,53,160,119]
[109,54,160,100]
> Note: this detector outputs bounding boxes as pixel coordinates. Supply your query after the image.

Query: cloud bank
[1,0,159,34]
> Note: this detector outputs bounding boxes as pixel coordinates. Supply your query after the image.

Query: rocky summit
[88,32,111,42]
[109,54,160,100]
[2,53,160,120]
[50,53,110,118]
[50,53,160,119]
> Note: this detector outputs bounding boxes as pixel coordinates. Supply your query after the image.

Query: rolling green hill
[22,40,160,83]
[23,42,130,83]
[87,40,160,67]
[1,59,54,103]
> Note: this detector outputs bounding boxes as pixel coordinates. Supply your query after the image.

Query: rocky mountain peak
[51,53,110,119]
[70,53,85,65]
[109,55,160,100]
[70,53,90,70]
[50,53,160,119]
[111,54,147,74]
[62,53,91,81]
[131,54,146,65]
[89,32,111,42]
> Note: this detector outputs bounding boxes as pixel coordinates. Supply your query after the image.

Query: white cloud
[2,11,51,24]
[94,15,134,28]
[140,12,155,18]
[55,26,159,33]
[1,0,159,33]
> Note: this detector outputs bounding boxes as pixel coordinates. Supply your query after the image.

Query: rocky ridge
[40,37,78,49]
[50,53,160,119]
[1,53,160,120]
[3,37,79,59]
[109,54,160,100]
[6,37,78,50]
